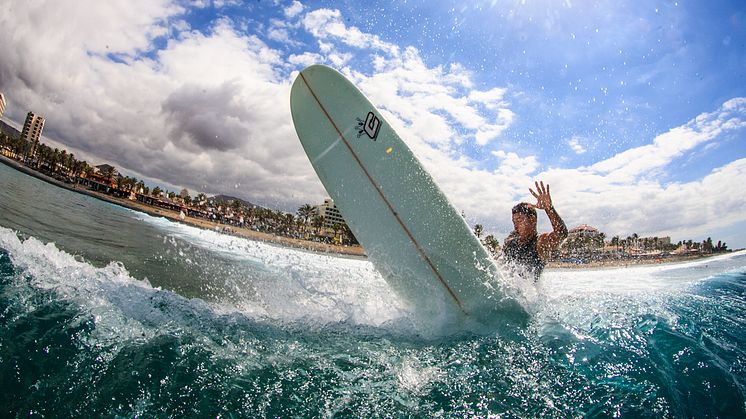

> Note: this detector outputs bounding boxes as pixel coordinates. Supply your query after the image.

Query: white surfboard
[290,65,508,320]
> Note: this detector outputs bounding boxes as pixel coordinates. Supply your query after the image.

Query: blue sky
[1,0,745,247]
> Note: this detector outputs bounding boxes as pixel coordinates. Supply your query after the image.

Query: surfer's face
[512,213,537,237]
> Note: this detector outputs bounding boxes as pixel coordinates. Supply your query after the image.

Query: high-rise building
[315,198,348,230]
[0,93,6,118]
[21,111,45,156]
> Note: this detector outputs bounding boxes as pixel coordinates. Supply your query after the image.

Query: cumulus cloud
[162,82,250,152]
[1,0,745,246]
[546,98,746,239]
[589,98,746,182]
[301,8,399,56]
[0,1,324,210]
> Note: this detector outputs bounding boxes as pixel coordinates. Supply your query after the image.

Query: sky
[1,0,745,247]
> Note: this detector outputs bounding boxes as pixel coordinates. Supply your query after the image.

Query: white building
[21,111,45,155]
[0,93,6,118]
[562,224,605,253]
[315,198,348,230]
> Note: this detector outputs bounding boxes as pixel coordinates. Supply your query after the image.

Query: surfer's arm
[537,205,568,257]
[529,181,568,258]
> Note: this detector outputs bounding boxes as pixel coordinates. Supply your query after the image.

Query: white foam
[0,223,418,337]
[131,213,415,326]
[529,251,746,341]
[5,214,743,340]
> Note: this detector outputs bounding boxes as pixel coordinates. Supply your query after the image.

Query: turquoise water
[1,162,745,417]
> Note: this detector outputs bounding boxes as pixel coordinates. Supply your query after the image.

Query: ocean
[1,162,745,417]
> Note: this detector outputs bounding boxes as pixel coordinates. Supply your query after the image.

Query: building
[21,111,45,156]
[94,163,118,181]
[0,93,6,118]
[562,224,605,253]
[315,198,348,230]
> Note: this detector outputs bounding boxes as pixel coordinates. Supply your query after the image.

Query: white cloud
[567,136,586,154]
[213,0,241,8]
[284,0,305,18]
[0,1,324,210]
[469,87,508,110]
[491,150,540,177]
[301,8,399,56]
[2,1,745,246]
[589,98,746,182]
[268,26,292,44]
[541,98,746,240]
[288,52,324,68]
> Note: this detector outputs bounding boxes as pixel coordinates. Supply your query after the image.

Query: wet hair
[512,202,537,217]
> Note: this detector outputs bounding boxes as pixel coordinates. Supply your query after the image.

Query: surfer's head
[512,202,537,237]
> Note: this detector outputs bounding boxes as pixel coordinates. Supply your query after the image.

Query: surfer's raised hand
[529,181,553,211]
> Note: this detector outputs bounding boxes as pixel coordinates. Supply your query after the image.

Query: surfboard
[290,65,503,320]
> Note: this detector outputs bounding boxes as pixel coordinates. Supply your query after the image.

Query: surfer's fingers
[546,183,551,196]
[530,188,539,199]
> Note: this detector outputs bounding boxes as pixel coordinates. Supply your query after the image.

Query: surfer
[503,181,568,280]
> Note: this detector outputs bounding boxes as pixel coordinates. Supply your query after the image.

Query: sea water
[1,163,745,417]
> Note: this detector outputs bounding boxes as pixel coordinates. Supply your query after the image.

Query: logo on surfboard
[357,111,381,140]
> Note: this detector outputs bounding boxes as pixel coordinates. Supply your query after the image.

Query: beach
[0,154,366,258]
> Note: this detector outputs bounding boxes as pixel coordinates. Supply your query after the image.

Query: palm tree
[473,224,484,238]
[312,215,325,235]
[482,234,500,255]
[101,165,116,185]
[66,153,75,175]
[59,150,67,173]
[297,204,315,224]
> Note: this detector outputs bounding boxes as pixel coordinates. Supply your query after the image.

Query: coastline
[0,154,367,258]
[1,153,728,268]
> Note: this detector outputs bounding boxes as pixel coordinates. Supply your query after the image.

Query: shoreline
[1,154,729,268]
[0,154,367,258]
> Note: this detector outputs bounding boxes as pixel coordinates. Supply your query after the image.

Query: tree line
[1,130,358,245]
